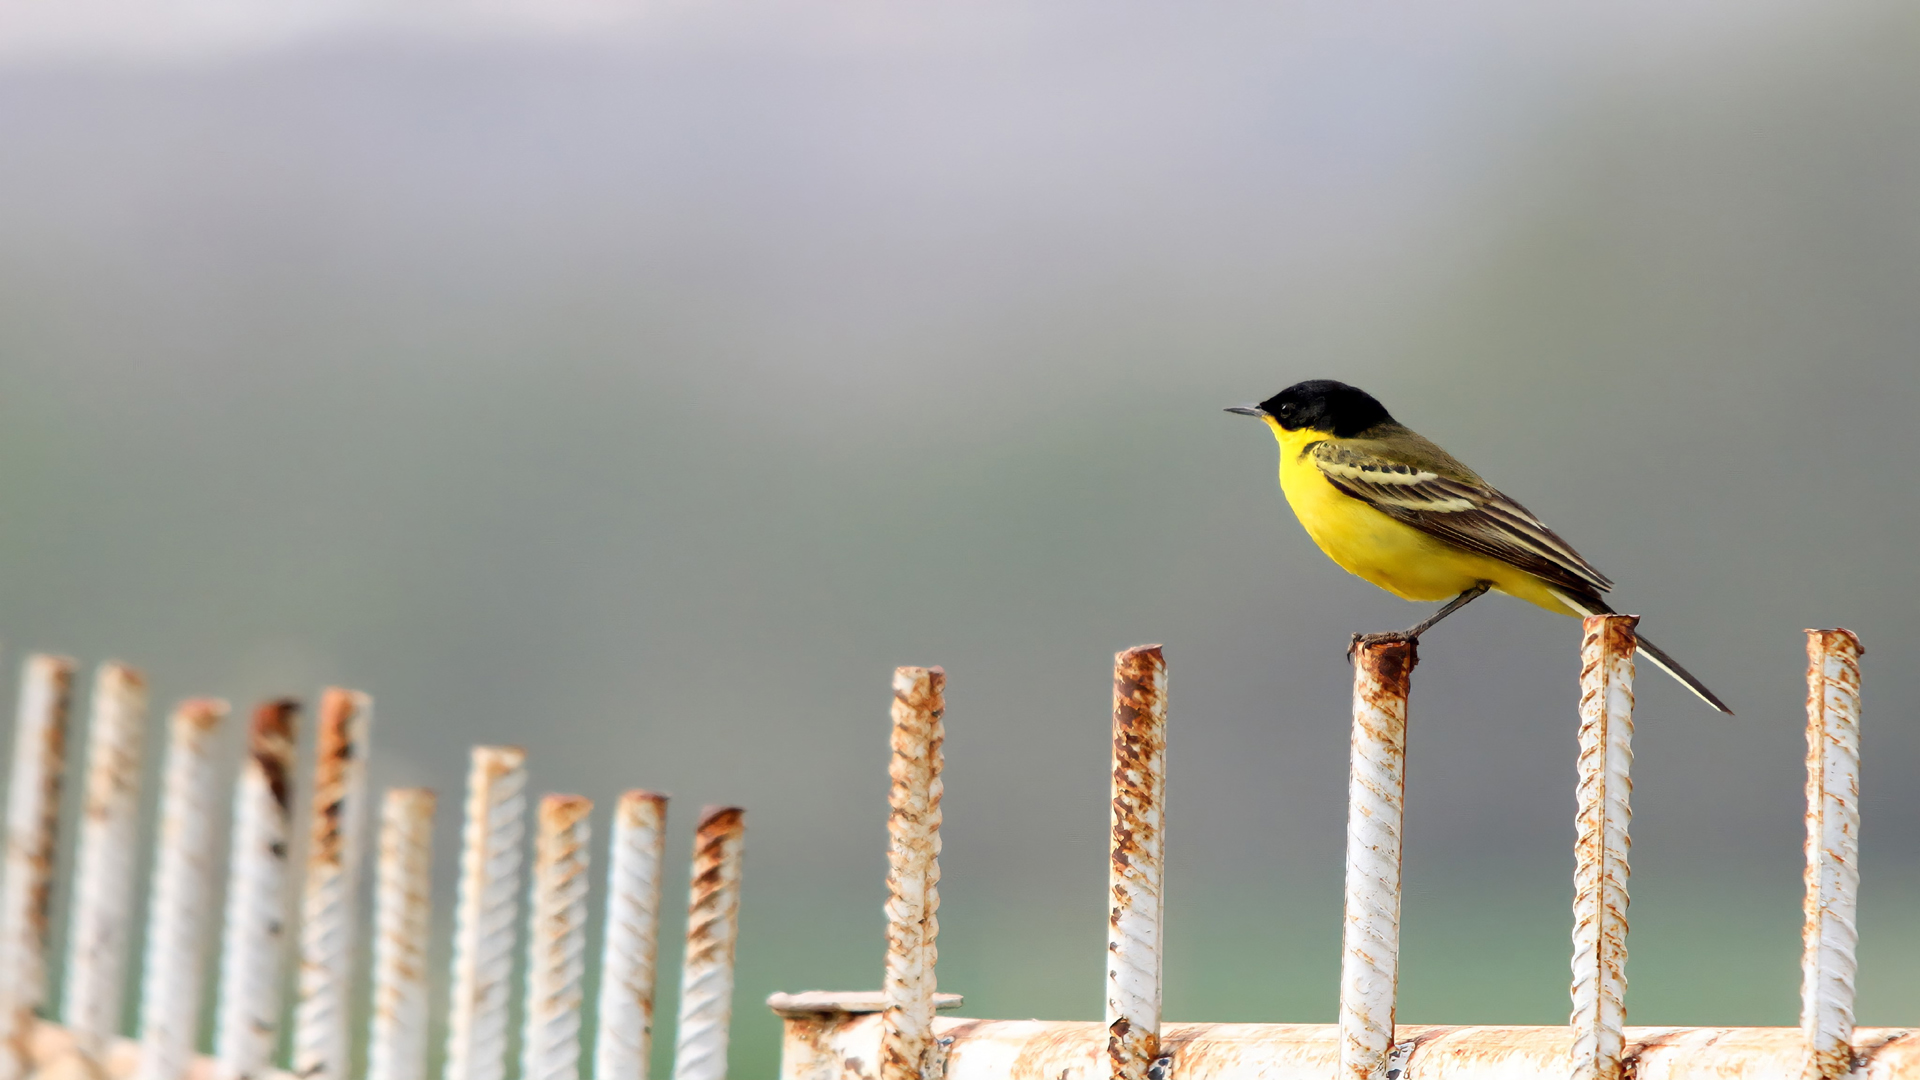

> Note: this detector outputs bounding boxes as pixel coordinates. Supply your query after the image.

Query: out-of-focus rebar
[594,791,668,1080]
[444,746,528,1080]
[1106,647,1166,1080]
[62,662,149,1052]
[0,654,74,1080]
[671,806,747,1080]
[524,795,593,1080]
[881,667,945,1080]
[134,699,230,1080]
[215,699,301,1079]
[369,788,437,1080]
[1570,615,1637,1080]
[293,689,374,1080]
[1339,639,1415,1080]
[1801,628,1865,1080]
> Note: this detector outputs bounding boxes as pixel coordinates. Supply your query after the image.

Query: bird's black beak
[1225,404,1268,417]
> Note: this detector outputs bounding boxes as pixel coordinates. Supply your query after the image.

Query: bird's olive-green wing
[1309,438,1615,595]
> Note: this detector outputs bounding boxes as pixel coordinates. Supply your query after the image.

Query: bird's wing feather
[1310,440,1615,595]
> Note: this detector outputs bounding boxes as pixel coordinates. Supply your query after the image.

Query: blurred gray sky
[1,1,1917,1076]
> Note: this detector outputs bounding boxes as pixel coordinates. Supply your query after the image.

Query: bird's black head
[1227,379,1394,437]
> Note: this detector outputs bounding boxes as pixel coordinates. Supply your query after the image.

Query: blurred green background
[1,2,1918,1078]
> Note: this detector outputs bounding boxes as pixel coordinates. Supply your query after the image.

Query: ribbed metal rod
[1338,639,1415,1080]
[61,662,149,1052]
[1106,648,1165,1080]
[1570,614,1637,1080]
[671,806,747,1080]
[369,788,437,1080]
[293,689,374,1080]
[594,791,668,1080]
[216,700,301,1079]
[524,795,593,1080]
[1801,628,1865,1080]
[444,746,528,1080]
[134,699,231,1080]
[882,667,945,1080]
[0,654,75,1080]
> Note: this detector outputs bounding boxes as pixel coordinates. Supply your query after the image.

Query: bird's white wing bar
[1311,442,1615,596]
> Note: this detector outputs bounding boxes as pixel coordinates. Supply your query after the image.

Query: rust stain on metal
[1802,628,1865,1080]
[82,664,146,824]
[250,700,300,815]
[1571,615,1638,1080]
[686,806,746,960]
[308,689,365,872]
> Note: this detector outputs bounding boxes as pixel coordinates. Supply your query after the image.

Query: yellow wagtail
[1229,378,1731,713]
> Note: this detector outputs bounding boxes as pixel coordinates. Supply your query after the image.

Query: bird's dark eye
[1277,402,1296,417]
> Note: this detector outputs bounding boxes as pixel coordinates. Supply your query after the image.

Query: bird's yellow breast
[1267,421,1575,614]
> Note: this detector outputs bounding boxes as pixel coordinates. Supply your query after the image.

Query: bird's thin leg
[1404,582,1492,639]
[1349,583,1492,659]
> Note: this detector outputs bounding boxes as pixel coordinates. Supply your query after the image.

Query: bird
[1227,378,1732,714]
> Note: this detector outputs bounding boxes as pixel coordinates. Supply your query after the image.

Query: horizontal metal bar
[775,1013,1920,1080]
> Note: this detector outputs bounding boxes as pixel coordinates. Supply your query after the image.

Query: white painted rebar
[444,746,528,1080]
[134,698,231,1080]
[1570,615,1637,1080]
[524,795,593,1080]
[369,788,437,1080]
[293,688,374,1080]
[1106,647,1166,1080]
[1801,628,1865,1080]
[1338,639,1415,1080]
[881,667,945,1080]
[215,700,301,1079]
[62,662,150,1051]
[0,654,74,1080]
[594,791,668,1080]
[670,806,747,1080]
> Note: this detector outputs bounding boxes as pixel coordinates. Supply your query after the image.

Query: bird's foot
[1347,630,1415,662]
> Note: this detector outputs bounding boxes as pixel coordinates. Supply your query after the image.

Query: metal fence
[0,656,745,1080]
[0,625,1892,1080]
[774,623,1906,1080]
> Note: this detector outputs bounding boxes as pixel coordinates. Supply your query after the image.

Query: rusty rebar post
[524,796,593,1080]
[1107,647,1166,1080]
[293,689,374,1080]
[594,791,668,1080]
[445,746,528,1080]
[215,700,300,1079]
[134,699,230,1080]
[881,667,945,1080]
[671,806,747,1080]
[62,662,149,1051]
[1801,628,1865,1080]
[1570,615,1637,1080]
[1338,639,1415,1080]
[0,653,75,1080]
[369,788,437,1080]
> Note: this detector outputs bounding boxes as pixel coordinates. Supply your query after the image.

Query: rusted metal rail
[774,630,1903,1080]
[1339,640,1414,1080]
[0,655,73,1080]
[882,667,945,1080]
[215,699,300,1080]
[1107,647,1166,1080]
[1802,628,1866,1080]
[0,649,744,1080]
[596,790,670,1080]
[1571,615,1638,1080]
[0,625,1893,1080]
[369,787,436,1080]
[293,689,374,1080]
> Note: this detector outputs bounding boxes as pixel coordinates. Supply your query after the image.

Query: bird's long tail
[1549,590,1734,715]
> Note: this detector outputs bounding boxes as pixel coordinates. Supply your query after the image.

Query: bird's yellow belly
[1277,453,1576,614]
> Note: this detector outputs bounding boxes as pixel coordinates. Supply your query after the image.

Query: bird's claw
[1347,630,1415,663]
